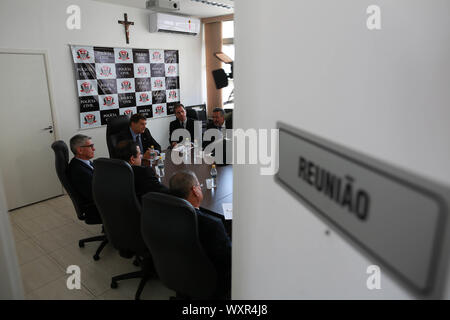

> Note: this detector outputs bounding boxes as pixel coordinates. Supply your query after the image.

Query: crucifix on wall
[118,13,134,44]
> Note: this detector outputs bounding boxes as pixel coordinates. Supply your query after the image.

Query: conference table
[148,149,233,233]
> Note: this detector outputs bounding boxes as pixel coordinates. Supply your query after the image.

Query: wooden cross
[118,13,134,44]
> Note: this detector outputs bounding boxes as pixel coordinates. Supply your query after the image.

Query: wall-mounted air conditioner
[149,13,200,35]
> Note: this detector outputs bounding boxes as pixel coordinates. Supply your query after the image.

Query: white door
[0,52,62,210]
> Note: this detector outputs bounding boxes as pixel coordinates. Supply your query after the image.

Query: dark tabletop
[157,150,233,217]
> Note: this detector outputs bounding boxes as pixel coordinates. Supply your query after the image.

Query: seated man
[206,107,232,132]
[204,107,233,164]
[116,113,161,160]
[115,140,169,202]
[68,134,101,222]
[169,170,231,298]
[169,103,195,148]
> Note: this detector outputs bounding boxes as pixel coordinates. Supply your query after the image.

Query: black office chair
[186,108,199,120]
[106,115,130,158]
[141,192,218,299]
[51,141,108,261]
[92,158,154,300]
[186,104,207,132]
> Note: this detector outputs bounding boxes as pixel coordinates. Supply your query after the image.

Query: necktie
[136,134,143,153]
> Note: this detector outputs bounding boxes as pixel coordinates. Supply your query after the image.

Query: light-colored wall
[233,0,450,299]
[0,171,24,299]
[0,0,204,156]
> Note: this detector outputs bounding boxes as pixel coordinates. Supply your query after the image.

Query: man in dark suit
[116,113,161,161]
[204,107,233,165]
[206,107,233,132]
[67,134,101,222]
[169,170,231,299]
[169,103,195,148]
[115,140,169,202]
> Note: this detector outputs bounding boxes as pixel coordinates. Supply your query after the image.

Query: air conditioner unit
[149,13,200,35]
[146,0,180,13]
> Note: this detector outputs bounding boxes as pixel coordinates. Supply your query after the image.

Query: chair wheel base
[93,254,100,261]
[111,281,118,289]
[79,241,85,248]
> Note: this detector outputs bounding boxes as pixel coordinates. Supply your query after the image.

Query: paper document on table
[222,203,232,220]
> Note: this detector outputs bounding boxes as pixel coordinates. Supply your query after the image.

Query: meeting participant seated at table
[169,170,231,298]
[68,134,101,221]
[204,107,233,164]
[115,140,169,202]
[169,103,195,149]
[116,113,161,160]
[207,107,232,132]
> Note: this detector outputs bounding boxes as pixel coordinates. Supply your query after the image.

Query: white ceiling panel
[92,0,234,18]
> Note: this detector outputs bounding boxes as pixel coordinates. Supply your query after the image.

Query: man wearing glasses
[68,134,99,219]
[169,170,231,299]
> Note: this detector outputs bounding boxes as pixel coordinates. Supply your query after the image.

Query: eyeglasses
[81,144,95,149]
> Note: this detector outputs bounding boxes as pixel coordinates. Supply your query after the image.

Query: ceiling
[92,0,234,18]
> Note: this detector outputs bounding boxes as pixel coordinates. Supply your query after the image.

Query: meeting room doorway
[0,50,63,210]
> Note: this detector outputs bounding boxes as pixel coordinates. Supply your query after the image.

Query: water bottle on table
[149,145,156,166]
[157,156,165,178]
[210,164,217,188]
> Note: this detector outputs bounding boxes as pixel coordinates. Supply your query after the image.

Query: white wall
[0,0,204,157]
[233,0,450,299]
[0,172,24,299]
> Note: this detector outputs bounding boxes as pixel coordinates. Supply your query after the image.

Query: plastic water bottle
[157,156,165,177]
[210,164,217,188]
[149,145,156,166]
[193,139,199,156]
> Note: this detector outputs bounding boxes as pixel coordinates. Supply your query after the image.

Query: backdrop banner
[70,45,180,129]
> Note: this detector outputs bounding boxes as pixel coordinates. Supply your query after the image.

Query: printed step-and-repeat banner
[70,45,181,129]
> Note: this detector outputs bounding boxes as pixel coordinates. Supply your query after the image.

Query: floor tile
[15,238,46,265]
[20,255,65,293]
[29,213,73,233]
[11,224,29,242]
[31,230,66,254]
[26,276,94,300]
[32,202,62,218]
[93,248,140,278]
[95,288,130,300]
[45,196,72,211]
[77,262,112,297]
[49,243,99,271]
[9,206,37,224]
[14,216,49,236]
[13,197,179,300]
[48,222,94,248]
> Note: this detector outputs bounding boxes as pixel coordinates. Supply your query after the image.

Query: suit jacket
[195,208,231,296]
[132,165,170,202]
[116,127,161,153]
[169,117,195,145]
[204,114,233,145]
[68,158,101,222]
[203,116,233,164]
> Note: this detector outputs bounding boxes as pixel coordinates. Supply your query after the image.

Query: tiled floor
[9,195,175,300]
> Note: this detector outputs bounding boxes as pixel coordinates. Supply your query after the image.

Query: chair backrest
[141,192,217,299]
[106,115,130,158]
[185,104,207,122]
[92,158,147,255]
[51,140,85,220]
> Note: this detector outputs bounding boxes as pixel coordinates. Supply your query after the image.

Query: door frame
[0,49,60,141]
